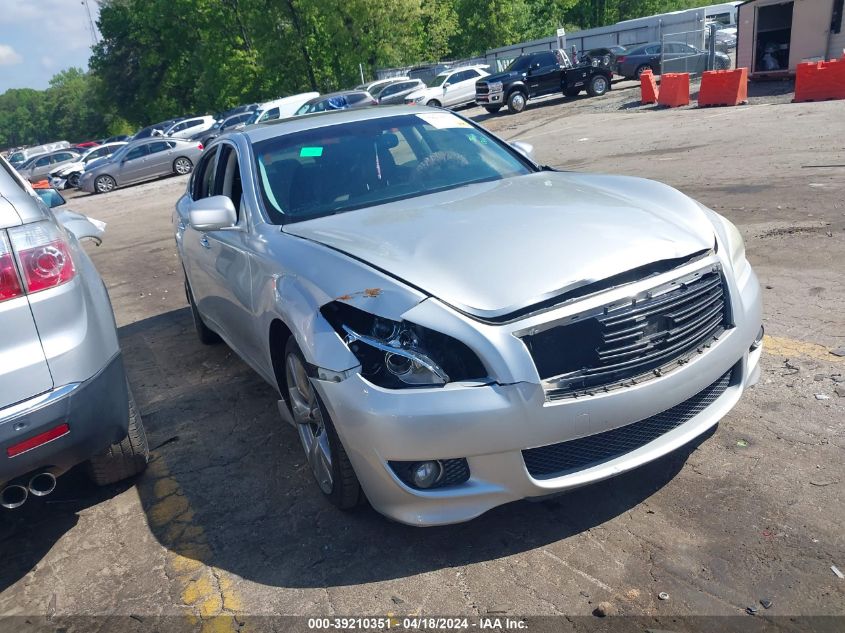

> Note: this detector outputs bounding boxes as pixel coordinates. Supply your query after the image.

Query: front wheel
[564,86,581,97]
[185,279,221,345]
[426,99,441,108]
[507,90,527,113]
[173,157,193,175]
[67,172,81,188]
[94,174,116,194]
[87,384,149,485]
[586,74,610,97]
[284,338,361,510]
[484,105,502,114]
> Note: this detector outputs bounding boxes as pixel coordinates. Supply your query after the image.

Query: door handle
[200,235,210,249]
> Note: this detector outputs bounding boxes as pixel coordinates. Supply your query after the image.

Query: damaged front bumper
[310,260,762,526]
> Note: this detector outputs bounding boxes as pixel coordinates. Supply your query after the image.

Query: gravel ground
[0,89,843,631]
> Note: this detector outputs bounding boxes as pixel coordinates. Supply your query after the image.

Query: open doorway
[755,1,794,72]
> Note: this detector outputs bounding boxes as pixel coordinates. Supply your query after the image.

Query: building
[737,0,845,77]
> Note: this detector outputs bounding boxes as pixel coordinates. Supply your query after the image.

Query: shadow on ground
[119,308,714,589]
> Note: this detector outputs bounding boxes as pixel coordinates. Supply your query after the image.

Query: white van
[249,92,320,125]
[7,141,71,169]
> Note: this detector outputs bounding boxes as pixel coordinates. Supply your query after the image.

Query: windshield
[254,112,533,225]
[505,56,532,72]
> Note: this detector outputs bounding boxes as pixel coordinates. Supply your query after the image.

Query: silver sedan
[79,138,204,194]
[174,106,762,526]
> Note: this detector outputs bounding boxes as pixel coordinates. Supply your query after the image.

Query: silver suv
[0,159,148,509]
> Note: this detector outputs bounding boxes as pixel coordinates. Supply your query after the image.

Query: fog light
[411,461,443,489]
[751,325,764,350]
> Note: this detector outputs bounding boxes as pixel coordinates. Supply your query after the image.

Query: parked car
[294,91,377,115]
[707,25,737,51]
[356,77,410,98]
[16,149,82,183]
[215,103,259,121]
[163,115,216,139]
[377,79,426,105]
[615,41,731,79]
[133,118,185,140]
[475,49,612,114]
[580,46,627,68]
[79,138,204,194]
[7,141,71,169]
[194,112,254,147]
[73,141,100,150]
[404,66,490,108]
[0,158,148,509]
[248,93,320,125]
[174,106,762,526]
[48,142,127,189]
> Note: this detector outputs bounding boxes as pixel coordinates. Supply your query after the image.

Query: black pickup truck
[475,49,612,114]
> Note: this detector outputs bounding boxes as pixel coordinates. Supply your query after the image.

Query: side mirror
[34,187,66,209]
[189,195,237,231]
[510,141,535,161]
[442,83,450,89]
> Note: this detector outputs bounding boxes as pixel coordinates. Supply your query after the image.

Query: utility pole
[82,0,99,45]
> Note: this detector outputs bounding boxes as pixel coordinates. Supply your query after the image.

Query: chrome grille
[522,366,734,479]
[522,268,730,398]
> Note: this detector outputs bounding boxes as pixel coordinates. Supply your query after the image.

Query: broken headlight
[321,302,487,388]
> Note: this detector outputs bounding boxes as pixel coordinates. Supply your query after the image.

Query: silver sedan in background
[174,106,762,526]
[79,138,204,194]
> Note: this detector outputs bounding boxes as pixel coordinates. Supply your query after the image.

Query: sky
[0,0,101,93]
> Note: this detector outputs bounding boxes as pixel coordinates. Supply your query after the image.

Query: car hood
[53,160,84,175]
[283,172,715,319]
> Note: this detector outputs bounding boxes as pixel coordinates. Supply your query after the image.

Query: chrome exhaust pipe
[28,472,57,497]
[1,484,28,509]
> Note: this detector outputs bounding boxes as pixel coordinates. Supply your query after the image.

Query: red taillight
[7,221,76,294]
[616,56,626,63]
[0,234,23,302]
[7,423,70,458]
[197,143,204,150]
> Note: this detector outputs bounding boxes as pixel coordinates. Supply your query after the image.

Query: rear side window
[535,52,558,67]
[149,141,170,154]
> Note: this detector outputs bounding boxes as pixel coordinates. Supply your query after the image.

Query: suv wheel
[87,384,149,485]
[564,86,581,97]
[507,90,527,113]
[283,338,361,509]
[484,106,502,114]
[587,74,610,97]
[426,99,441,108]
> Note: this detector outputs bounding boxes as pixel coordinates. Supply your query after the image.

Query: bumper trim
[0,383,81,425]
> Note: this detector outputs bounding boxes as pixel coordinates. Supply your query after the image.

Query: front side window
[429,74,449,87]
[125,145,149,161]
[192,146,218,199]
[505,56,532,72]
[535,52,557,68]
[254,112,534,224]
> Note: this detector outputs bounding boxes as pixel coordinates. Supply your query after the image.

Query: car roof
[303,90,370,105]
[437,65,487,76]
[242,105,457,143]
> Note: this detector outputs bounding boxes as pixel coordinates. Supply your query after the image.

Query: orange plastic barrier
[698,68,748,107]
[794,54,845,102]
[640,70,659,104]
[31,180,50,189]
[657,73,690,107]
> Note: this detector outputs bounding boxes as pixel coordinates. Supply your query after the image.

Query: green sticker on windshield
[300,146,323,157]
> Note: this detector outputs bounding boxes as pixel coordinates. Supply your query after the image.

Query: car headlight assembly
[414,95,426,103]
[720,215,749,278]
[321,302,487,388]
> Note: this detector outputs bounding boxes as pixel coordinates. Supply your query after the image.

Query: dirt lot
[1,80,843,630]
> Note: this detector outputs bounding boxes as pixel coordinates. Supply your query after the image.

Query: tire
[87,384,149,486]
[67,172,81,188]
[484,106,502,114]
[173,157,193,175]
[564,87,581,97]
[283,338,361,510]
[426,99,441,108]
[507,90,527,113]
[586,74,610,97]
[635,64,653,79]
[94,174,116,194]
[185,279,221,345]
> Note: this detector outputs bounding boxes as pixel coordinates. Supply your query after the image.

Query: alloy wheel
[286,352,333,494]
[174,157,193,175]
[95,175,116,193]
